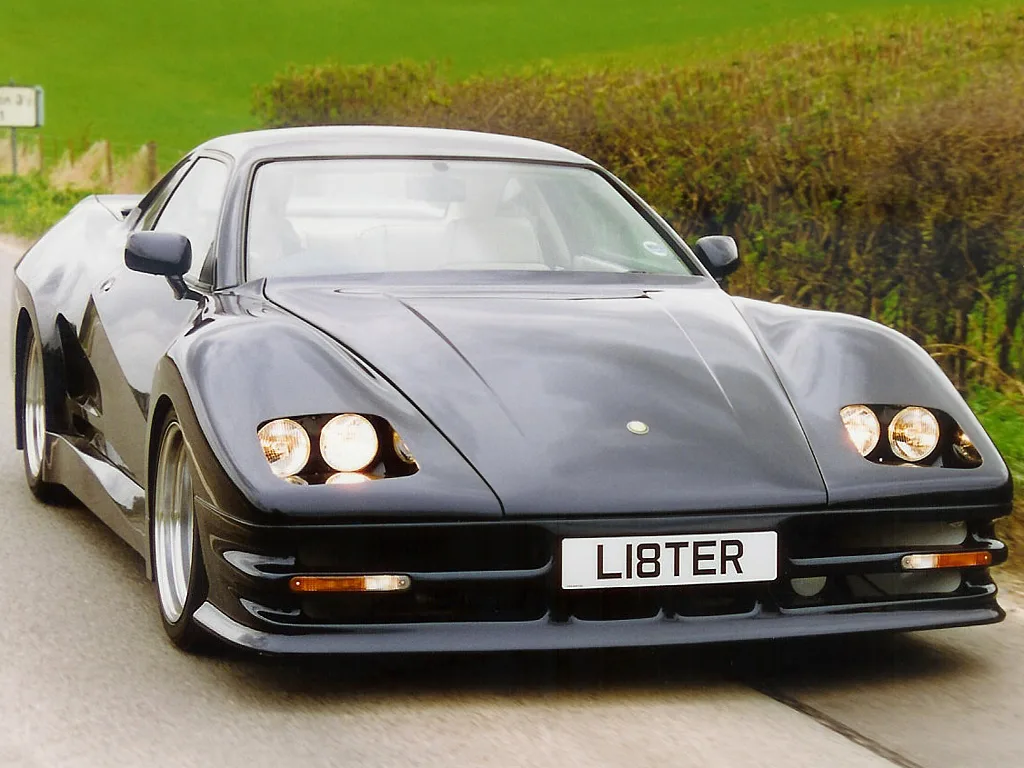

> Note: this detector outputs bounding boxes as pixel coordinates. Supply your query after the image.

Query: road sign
[0,86,44,128]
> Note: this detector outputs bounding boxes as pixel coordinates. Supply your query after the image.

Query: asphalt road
[2,235,1023,768]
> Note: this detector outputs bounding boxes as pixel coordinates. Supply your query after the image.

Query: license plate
[561,532,778,590]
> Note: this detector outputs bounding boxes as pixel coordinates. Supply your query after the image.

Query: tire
[151,411,210,651]
[20,325,60,501]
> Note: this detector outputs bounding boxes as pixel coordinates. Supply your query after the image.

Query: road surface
[2,235,1022,768]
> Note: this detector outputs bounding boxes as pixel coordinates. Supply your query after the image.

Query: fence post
[103,140,113,186]
[144,142,158,186]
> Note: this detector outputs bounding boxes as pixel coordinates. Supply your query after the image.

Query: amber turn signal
[901,551,993,570]
[289,574,412,593]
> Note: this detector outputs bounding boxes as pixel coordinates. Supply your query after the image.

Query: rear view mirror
[693,235,740,281]
[406,172,467,203]
[125,232,192,277]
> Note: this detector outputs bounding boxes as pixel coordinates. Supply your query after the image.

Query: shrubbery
[254,9,1024,390]
[0,175,103,239]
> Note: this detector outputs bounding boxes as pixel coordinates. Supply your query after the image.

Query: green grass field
[0,1,1015,162]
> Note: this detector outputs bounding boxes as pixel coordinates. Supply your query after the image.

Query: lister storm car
[11,126,1010,653]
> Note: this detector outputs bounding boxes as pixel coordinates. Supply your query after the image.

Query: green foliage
[0,0,1013,161]
[969,388,1024,479]
[0,175,95,238]
[969,387,1024,559]
[256,9,1024,390]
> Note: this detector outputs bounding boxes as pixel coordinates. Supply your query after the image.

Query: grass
[0,0,1017,163]
[971,389,1024,480]
[0,176,100,238]
[969,389,1024,569]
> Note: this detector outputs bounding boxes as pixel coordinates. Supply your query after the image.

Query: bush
[254,9,1024,390]
[0,175,100,239]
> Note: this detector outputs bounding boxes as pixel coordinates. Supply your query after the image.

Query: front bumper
[195,500,1009,654]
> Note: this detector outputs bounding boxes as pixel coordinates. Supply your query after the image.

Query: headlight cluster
[257,413,418,484]
[840,404,981,467]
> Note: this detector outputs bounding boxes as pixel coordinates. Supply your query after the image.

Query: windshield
[245,159,694,278]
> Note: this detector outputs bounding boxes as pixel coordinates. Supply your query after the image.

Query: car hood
[265,275,827,516]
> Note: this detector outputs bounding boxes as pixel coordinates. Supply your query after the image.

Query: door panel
[87,270,199,481]
[86,157,229,484]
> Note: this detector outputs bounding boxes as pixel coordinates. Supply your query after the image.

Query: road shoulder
[0,233,31,254]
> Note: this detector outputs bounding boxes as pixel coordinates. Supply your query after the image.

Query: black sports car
[11,126,1010,653]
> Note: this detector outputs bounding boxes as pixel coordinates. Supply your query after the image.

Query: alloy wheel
[153,422,196,624]
[23,331,46,481]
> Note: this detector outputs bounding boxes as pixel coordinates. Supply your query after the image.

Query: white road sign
[0,86,44,128]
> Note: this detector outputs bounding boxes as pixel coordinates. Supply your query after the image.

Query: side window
[153,158,229,283]
[136,157,193,231]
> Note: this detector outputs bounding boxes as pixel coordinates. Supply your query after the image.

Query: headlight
[888,406,940,462]
[952,429,983,467]
[840,405,880,457]
[326,472,369,486]
[320,414,379,472]
[258,418,311,478]
[393,431,417,465]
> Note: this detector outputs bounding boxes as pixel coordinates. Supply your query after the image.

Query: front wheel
[20,325,60,500]
[151,412,209,651]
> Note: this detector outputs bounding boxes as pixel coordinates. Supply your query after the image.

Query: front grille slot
[567,589,662,622]
[298,525,549,573]
[671,586,760,618]
[301,580,549,624]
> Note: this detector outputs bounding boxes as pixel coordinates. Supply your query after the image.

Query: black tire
[19,325,61,501]
[151,410,211,652]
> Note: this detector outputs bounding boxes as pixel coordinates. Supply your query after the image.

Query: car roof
[200,126,593,165]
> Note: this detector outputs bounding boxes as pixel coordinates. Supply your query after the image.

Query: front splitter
[193,600,1004,655]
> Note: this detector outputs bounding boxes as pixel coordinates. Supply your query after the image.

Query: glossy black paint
[10,126,1011,653]
[124,232,192,277]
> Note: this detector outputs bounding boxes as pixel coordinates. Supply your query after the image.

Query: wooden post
[144,141,158,186]
[6,78,16,177]
[103,140,113,186]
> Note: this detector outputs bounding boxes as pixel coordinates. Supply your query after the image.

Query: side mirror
[693,235,739,281]
[125,232,191,277]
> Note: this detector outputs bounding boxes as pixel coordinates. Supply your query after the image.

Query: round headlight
[320,414,379,472]
[888,406,940,462]
[840,405,880,457]
[258,418,310,478]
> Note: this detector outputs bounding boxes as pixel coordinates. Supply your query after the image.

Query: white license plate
[561,532,778,590]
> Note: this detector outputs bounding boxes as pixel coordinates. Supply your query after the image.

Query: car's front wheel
[151,411,209,651]
[20,325,60,500]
